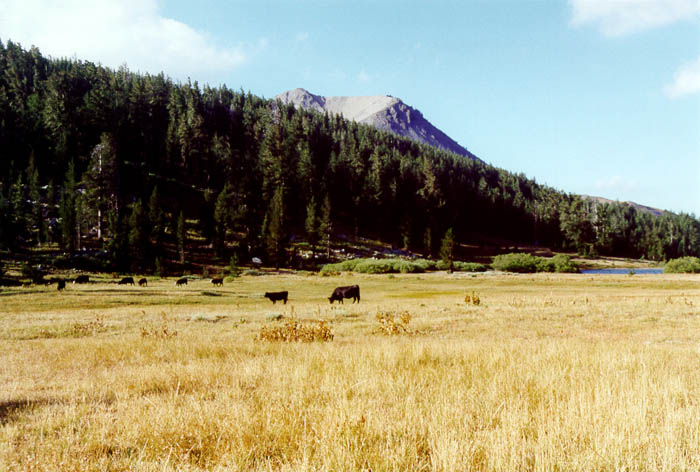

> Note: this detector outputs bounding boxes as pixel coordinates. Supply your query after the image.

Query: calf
[211,278,224,287]
[56,279,66,291]
[328,285,360,304]
[138,278,147,287]
[118,276,135,285]
[175,277,188,286]
[73,275,89,284]
[264,291,288,304]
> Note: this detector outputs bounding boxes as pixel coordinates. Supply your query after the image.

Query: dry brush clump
[140,312,178,339]
[464,291,481,306]
[70,314,106,337]
[376,311,412,335]
[257,318,334,342]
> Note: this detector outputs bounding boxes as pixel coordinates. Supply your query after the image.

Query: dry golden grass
[1,272,699,470]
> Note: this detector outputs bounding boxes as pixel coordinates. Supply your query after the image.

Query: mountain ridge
[275,88,479,161]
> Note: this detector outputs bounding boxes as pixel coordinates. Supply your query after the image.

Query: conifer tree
[177,210,186,264]
[128,199,150,270]
[214,184,232,257]
[319,195,332,259]
[105,208,129,271]
[26,154,44,243]
[440,227,455,272]
[10,173,28,245]
[83,133,120,241]
[265,186,287,269]
[305,196,319,263]
[148,186,165,249]
[59,161,77,253]
[423,227,433,258]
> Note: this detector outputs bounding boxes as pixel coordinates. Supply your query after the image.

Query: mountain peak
[275,89,477,160]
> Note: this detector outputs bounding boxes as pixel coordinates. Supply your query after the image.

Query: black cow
[175,277,188,286]
[264,291,288,304]
[138,278,147,287]
[211,278,224,287]
[73,275,89,284]
[56,279,66,291]
[328,285,360,304]
[118,276,134,285]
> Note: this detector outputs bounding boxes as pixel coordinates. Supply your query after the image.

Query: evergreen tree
[82,133,120,241]
[44,179,57,243]
[148,186,165,250]
[105,208,129,271]
[128,199,150,271]
[177,210,186,264]
[59,161,78,253]
[265,186,287,269]
[560,198,595,254]
[0,185,10,249]
[423,227,433,258]
[10,173,28,245]
[319,194,332,259]
[305,197,319,263]
[440,227,455,272]
[26,154,44,243]
[214,184,232,257]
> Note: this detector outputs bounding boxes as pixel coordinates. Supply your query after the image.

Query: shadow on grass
[0,398,56,425]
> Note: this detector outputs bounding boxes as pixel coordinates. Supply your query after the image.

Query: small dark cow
[73,275,89,284]
[138,278,147,287]
[56,279,66,291]
[118,276,135,285]
[328,285,360,304]
[211,278,224,287]
[175,277,188,286]
[264,291,288,304]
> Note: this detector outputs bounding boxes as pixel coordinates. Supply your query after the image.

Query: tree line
[0,40,698,271]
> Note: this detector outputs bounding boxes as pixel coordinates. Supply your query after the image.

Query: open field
[1,272,700,471]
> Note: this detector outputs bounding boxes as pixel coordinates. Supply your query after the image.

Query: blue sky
[2,0,699,215]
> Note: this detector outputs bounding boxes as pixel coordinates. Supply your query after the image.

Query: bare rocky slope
[275,88,479,161]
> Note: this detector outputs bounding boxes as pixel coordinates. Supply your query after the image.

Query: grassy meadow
[1,271,699,471]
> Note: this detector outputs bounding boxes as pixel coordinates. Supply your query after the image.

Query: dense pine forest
[0,40,698,273]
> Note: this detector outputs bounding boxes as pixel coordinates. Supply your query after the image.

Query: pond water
[580,268,664,275]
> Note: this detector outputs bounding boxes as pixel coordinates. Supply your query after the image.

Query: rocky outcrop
[275,88,478,160]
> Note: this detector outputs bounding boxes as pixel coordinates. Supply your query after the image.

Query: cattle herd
[51,275,361,305]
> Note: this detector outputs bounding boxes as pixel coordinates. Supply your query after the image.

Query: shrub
[552,254,579,273]
[664,257,700,273]
[320,257,486,275]
[492,253,539,273]
[21,262,46,283]
[354,259,394,274]
[492,253,579,273]
[453,261,488,272]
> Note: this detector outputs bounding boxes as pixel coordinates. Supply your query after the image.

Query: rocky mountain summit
[275,88,478,160]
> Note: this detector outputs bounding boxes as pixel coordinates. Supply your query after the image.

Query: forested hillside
[1,40,698,272]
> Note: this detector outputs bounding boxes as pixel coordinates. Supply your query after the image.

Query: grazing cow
[138,278,147,287]
[211,278,224,287]
[73,275,89,284]
[175,277,188,286]
[56,279,66,291]
[118,276,135,285]
[328,285,360,304]
[264,291,288,304]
